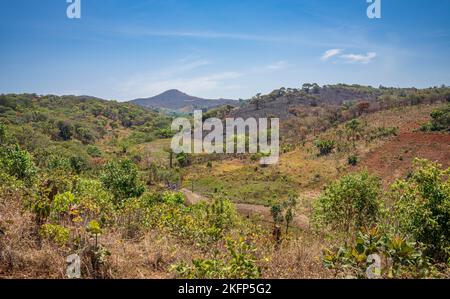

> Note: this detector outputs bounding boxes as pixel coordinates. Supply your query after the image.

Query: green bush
[270,197,298,234]
[69,155,88,174]
[314,139,336,156]
[421,105,450,132]
[206,196,238,239]
[57,120,74,141]
[429,105,450,131]
[348,155,358,166]
[51,191,77,217]
[322,226,435,278]
[0,122,6,145]
[74,125,96,144]
[141,191,185,206]
[100,159,145,204]
[176,152,191,167]
[392,159,450,262]
[313,171,382,238]
[73,178,115,224]
[0,144,37,183]
[173,238,261,279]
[87,145,102,158]
[40,224,70,247]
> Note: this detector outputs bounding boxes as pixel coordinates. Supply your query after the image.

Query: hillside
[0,93,172,171]
[0,87,449,279]
[130,89,236,113]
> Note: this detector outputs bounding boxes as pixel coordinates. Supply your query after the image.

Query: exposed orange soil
[358,131,450,185]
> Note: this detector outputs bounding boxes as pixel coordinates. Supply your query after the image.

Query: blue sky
[0,0,449,101]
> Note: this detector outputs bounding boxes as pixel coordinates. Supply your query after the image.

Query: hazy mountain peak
[130,90,236,113]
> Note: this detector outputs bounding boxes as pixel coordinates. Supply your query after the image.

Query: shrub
[57,120,74,141]
[156,128,175,139]
[348,155,358,166]
[0,122,6,145]
[87,145,102,158]
[322,226,435,278]
[47,155,71,171]
[314,139,336,156]
[421,105,450,132]
[69,155,88,174]
[313,171,382,239]
[1,144,37,183]
[172,238,261,279]
[270,197,298,234]
[429,105,450,131]
[367,127,398,141]
[345,119,362,149]
[73,178,115,224]
[75,125,96,144]
[176,152,191,167]
[51,191,77,217]
[206,196,238,239]
[142,191,185,206]
[392,159,450,262]
[40,224,70,247]
[100,159,145,204]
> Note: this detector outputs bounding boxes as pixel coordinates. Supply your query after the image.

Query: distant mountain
[130,89,236,113]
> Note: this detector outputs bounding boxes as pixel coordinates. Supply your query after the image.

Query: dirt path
[180,189,310,231]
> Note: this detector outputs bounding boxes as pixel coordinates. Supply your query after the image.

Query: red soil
[358,132,450,185]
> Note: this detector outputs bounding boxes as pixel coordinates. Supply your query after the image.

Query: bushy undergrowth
[314,159,449,278]
[1,93,449,279]
[421,104,450,132]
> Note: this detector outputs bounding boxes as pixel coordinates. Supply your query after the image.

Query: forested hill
[230,84,450,121]
[0,93,172,169]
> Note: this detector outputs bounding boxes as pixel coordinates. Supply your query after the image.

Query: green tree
[345,119,362,150]
[392,159,450,262]
[313,171,382,240]
[100,159,145,204]
[1,144,37,183]
[0,122,6,145]
[57,120,74,141]
[429,105,450,131]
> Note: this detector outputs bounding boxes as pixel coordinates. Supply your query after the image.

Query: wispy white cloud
[322,49,377,64]
[113,26,359,48]
[340,52,377,64]
[116,59,244,99]
[266,61,288,70]
[116,58,289,99]
[115,27,288,43]
[321,49,342,60]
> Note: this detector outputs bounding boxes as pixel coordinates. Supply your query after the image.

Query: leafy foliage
[313,171,383,238]
[271,197,298,234]
[40,224,70,247]
[0,144,37,183]
[100,159,145,204]
[421,104,450,132]
[314,139,336,156]
[173,238,261,279]
[323,226,435,278]
[392,159,450,262]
